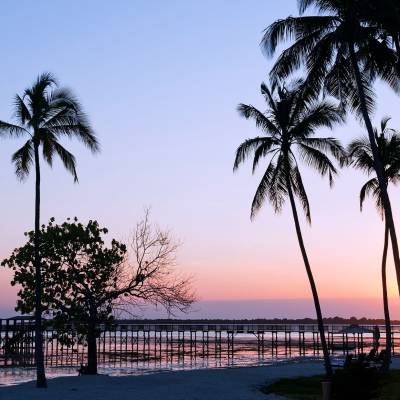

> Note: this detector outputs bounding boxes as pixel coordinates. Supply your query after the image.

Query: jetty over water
[1,318,398,369]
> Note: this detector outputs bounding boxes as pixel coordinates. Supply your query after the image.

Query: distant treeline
[6,316,398,325]
[118,317,400,325]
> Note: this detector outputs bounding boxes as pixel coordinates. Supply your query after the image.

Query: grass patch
[261,370,400,400]
[261,375,324,400]
[376,370,400,400]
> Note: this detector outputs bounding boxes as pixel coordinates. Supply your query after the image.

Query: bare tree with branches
[2,211,195,375]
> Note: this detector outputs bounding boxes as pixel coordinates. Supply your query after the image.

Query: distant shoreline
[96,317,400,325]
[3,315,399,325]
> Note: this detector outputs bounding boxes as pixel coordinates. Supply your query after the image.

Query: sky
[1,0,400,319]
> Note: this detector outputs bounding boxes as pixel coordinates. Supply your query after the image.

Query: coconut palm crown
[234,79,345,220]
[348,117,400,216]
[0,72,99,180]
[261,0,400,118]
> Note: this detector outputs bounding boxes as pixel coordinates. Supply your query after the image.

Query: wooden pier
[0,319,398,368]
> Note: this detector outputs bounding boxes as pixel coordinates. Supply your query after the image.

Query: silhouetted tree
[0,73,99,387]
[362,0,400,57]
[347,117,400,372]
[262,0,400,298]
[233,79,344,377]
[2,212,194,375]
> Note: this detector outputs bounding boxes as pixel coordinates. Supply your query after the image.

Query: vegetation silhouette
[2,212,194,375]
[347,117,400,371]
[0,73,99,387]
[361,0,400,58]
[111,317,400,325]
[261,0,400,300]
[233,79,344,377]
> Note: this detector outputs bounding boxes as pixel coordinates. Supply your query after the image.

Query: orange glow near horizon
[2,0,400,320]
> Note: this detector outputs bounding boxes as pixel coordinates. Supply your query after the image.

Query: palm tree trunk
[33,141,47,388]
[285,169,333,378]
[349,41,400,296]
[393,33,400,58]
[381,221,392,372]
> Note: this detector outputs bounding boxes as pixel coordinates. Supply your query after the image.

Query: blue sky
[1,1,400,319]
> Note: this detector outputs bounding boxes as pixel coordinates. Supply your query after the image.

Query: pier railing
[1,319,398,368]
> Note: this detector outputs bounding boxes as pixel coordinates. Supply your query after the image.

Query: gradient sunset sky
[1,0,400,319]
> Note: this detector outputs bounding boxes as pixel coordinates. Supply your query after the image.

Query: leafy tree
[2,213,194,375]
[347,117,400,371]
[261,0,400,299]
[0,73,99,387]
[233,79,344,377]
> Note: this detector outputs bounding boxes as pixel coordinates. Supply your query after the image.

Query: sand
[1,360,399,400]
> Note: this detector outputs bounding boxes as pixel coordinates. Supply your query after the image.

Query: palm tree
[234,79,344,378]
[0,73,99,387]
[261,0,400,297]
[347,117,400,372]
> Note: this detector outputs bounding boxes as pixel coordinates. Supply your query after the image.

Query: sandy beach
[1,359,400,400]
[2,359,399,400]
[0,361,332,400]
[0,362,327,400]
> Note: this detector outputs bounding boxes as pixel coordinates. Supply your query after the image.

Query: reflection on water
[1,326,397,386]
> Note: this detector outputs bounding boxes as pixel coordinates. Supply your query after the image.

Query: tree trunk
[285,168,333,378]
[87,316,98,375]
[393,33,400,58]
[33,141,47,388]
[381,222,392,372]
[349,42,400,296]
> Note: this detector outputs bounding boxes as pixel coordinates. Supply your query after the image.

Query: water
[0,324,396,386]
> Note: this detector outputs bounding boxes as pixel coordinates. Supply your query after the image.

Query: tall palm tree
[261,0,400,297]
[347,117,400,372]
[0,73,99,387]
[234,79,344,378]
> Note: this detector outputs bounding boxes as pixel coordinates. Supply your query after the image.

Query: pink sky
[1,1,400,319]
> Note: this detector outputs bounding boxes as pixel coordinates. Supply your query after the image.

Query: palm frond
[361,37,400,94]
[298,0,316,14]
[250,156,287,219]
[381,116,392,133]
[292,102,345,136]
[262,17,301,57]
[291,164,311,223]
[252,141,278,173]
[297,143,337,186]
[52,141,78,182]
[47,119,99,153]
[13,95,32,126]
[347,137,375,174]
[237,104,280,135]
[298,0,339,14]
[350,118,400,218]
[0,121,28,138]
[260,82,279,115]
[359,178,379,211]
[262,15,336,58]
[41,132,55,167]
[11,140,33,180]
[27,72,57,98]
[42,89,99,153]
[233,137,273,171]
[298,137,345,162]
